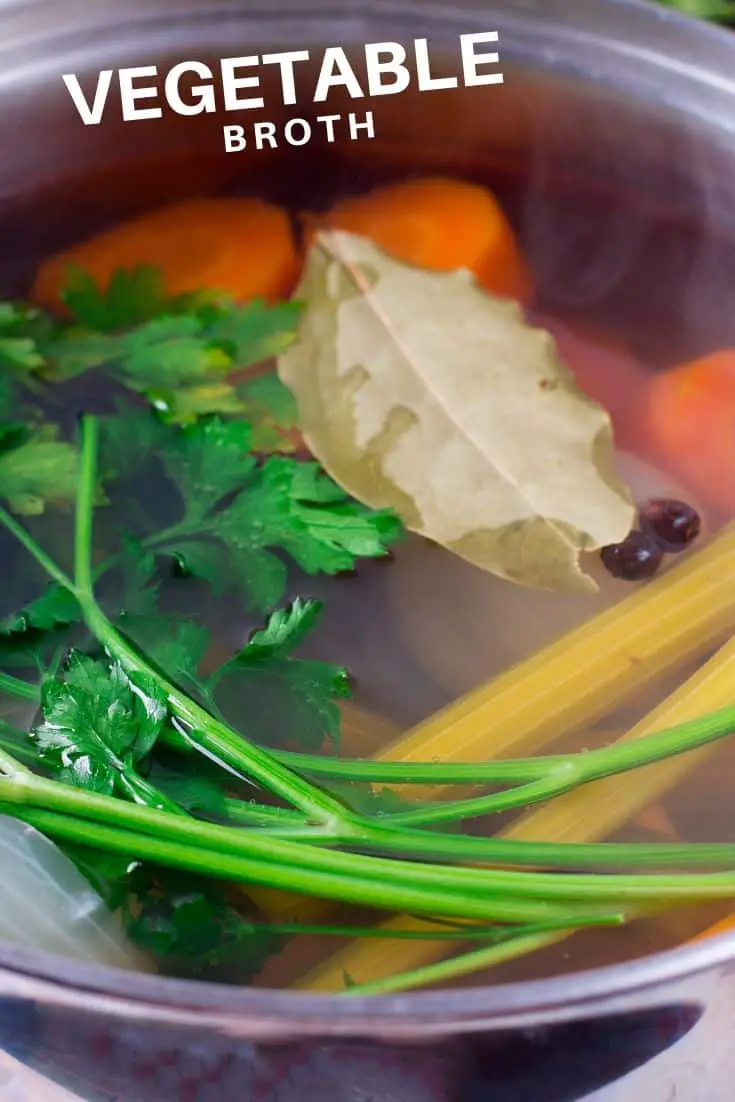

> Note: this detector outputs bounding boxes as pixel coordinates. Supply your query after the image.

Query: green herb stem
[0,771,596,919]
[73,415,352,828]
[356,824,735,871]
[0,671,40,704]
[274,749,553,784]
[0,504,77,594]
[3,760,735,911]
[362,708,735,828]
[223,798,310,828]
[3,800,590,926]
[279,705,735,795]
[340,928,573,997]
[266,916,616,942]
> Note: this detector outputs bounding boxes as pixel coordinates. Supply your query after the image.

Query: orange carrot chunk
[314,177,533,304]
[31,197,301,310]
[690,914,735,943]
[641,351,735,514]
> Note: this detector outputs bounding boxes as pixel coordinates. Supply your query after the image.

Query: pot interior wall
[2,26,735,367]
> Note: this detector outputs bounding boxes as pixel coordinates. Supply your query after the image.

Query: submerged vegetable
[313,176,533,304]
[691,914,735,942]
[0,815,140,968]
[641,351,735,514]
[31,197,301,310]
[297,623,735,992]
[0,247,734,994]
[382,452,706,701]
[278,230,634,593]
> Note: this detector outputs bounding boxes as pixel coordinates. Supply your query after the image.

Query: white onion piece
[0,815,145,970]
[386,450,708,701]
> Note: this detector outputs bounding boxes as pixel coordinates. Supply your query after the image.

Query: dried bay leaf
[277,230,634,593]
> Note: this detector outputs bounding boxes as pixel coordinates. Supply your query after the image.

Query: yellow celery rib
[371,526,735,801]
[338,700,402,756]
[268,527,735,929]
[265,529,735,926]
[292,533,735,991]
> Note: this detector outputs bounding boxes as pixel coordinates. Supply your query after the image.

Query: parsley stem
[274,749,552,784]
[74,415,350,828]
[353,825,735,870]
[277,704,735,788]
[0,733,37,769]
[3,766,735,909]
[0,800,590,925]
[74,416,98,596]
[222,799,310,828]
[0,505,76,594]
[0,671,40,704]
[339,928,574,996]
[384,706,735,828]
[267,917,617,941]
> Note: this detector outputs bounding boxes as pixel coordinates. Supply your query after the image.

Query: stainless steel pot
[2,1,735,1098]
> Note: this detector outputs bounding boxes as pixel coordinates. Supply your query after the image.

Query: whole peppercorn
[640,498,701,554]
[600,530,664,581]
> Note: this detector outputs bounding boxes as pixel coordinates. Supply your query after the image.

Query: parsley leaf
[98,399,168,481]
[148,763,228,819]
[61,265,177,331]
[0,423,78,515]
[120,867,277,977]
[160,417,255,520]
[210,599,350,750]
[204,298,302,364]
[231,596,321,660]
[0,584,80,635]
[114,535,161,619]
[211,455,402,605]
[64,846,276,978]
[32,655,168,796]
[0,303,47,374]
[49,267,303,424]
[236,371,300,453]
[152,416,401,612]
[123,618,211,701]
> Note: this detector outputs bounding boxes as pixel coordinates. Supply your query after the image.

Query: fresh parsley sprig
[2,264,304,429]
[2,265,735,992]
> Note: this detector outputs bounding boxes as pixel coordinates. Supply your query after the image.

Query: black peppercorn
[640,498,701,554]
[600,530,664,581]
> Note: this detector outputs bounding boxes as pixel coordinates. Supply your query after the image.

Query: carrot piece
[312,177,532,304]
[690,914,735,943]
[31,197,301,310]
[641,351,735,514]
[532,313,649,448]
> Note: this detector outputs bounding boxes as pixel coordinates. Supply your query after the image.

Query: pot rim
[1,0,735,1029]
[0,928,734,1034]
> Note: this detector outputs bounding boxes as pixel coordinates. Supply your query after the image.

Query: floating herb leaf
[0,584,80,635]
[0,423,78,515]
[32,655,168,797]
[155,416,401,612]
[210,599,351,750]
[236,370,301,453]
[46,268,304,424]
